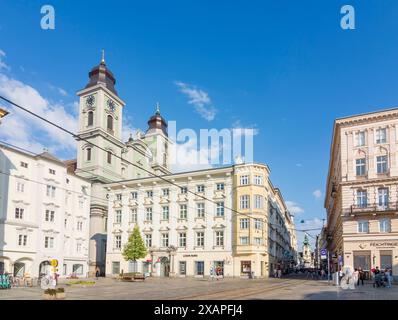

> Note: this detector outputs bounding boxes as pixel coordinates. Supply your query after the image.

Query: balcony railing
[347,203,398,215]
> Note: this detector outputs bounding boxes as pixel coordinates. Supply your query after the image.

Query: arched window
[88,111,94,126]
[121,167,126,177]
[86,148,91,161]
[107,115,113,131]
[107,151,112,164]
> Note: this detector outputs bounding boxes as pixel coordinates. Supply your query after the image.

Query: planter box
[43,293,57,300]
[56,292,66,299]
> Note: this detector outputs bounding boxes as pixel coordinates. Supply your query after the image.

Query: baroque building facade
[0,143,91,278]
[325,108,398,279]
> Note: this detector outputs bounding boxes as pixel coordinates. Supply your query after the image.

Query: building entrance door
[13,262,25,277]
[380,251,393,274]
[160,257,170,277]
[354,251,371,279]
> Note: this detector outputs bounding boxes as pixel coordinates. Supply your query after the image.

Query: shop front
[344,240,398,280]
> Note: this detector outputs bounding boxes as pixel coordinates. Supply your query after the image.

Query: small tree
[122,226,147,273]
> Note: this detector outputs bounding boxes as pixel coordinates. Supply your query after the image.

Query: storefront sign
[370,242,398,248]
[183,254,198,257]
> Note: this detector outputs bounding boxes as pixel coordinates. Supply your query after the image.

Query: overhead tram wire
[0,95,323,235]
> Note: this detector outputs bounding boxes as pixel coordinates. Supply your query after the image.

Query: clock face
[86,95,95,108]
[107,99,116,112]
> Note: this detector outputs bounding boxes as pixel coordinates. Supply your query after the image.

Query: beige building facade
[325,108,398,279]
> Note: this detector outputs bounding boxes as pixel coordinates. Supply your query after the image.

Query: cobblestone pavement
[0,275,397,300]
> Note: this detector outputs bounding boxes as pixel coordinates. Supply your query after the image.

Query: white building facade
[105,167,234,277]
[0,143,91,278]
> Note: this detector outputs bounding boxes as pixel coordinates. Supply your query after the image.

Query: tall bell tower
[75,51,126,275]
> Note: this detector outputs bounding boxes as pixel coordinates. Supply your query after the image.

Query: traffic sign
[320,249,327,260]
[50,259,58,267]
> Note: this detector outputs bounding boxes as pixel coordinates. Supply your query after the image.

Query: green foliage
[122,225,147,262]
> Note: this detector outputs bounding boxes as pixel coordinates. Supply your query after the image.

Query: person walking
[277,268,282,279]
[357,267,364,286]
[95,266,100,280]
[385,269,392,288]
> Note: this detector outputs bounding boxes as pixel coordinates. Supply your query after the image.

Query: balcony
[346,203,398,216]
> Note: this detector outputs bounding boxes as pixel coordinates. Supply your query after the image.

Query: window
[107,115,113,131]
[196,232,204,247]
[378,188,389,208]
[179,204,187,219]
[358,220,369,233]
[161,233,169,247]
[44,236,54,249]
[379,218,391,233]
[116,194,122,201]
[115,210,122,224]
[254,195,263,209]
[216,202,224,217]
[112,262,120,275]
[197,185,205,193]
[20,161,28,168]
[254,175,263,185]
[49,169,56,175]
[356,131,365,146]
[130,209,137,223]
[88,111,94,126]
[115,235,122,249]
[240,175,249,185]
[254,219,262,230]
[162,206,169,221]
[376,156,388,174]
[145,234,152,247]
[240,195,250,209]
[16,182,24,192]
[215,231,224,246]
[107,151,112,164]
[195,261,204,276]
[376,128,387,144]
[18,234,27,246]
[146,190,153,198]
[86,148,91,161]
[73,264,83,275]
[45,210,55,222]
[240,218,249,229]
[240,237,249,245]
[179,261,186,275]
[131,192,138,199]
[178,232,187,247]
[15,208,24,219]
[46,185,56,197]
[162,188,169,196]
[180,186,188,194]
[76,243,82,253]
[145,207,153,221]
[356,158,366,176]
[77,221,83,231]
[356,190,367,208]
[196,203,205,218]
[216,183,224,191]
[254,237,263,245]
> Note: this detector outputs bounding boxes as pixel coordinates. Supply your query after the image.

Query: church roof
[146,103,167,136]
[36,151,65,165]
[85,50,118,96]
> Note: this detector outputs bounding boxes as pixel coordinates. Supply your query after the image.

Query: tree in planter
[122,226,147,273]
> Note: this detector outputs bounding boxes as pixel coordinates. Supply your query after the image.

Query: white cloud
[0,54,77,157]
[232,120,259,136]
[313,189,322,199]
[0,50,9,71]
[175,81,217,121]
[286,201,304,215]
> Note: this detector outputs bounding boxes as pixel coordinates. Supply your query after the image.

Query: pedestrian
[277,268,282,279]
[385,269,392,288]
[95,266,100,280]
[210,266,214,281]
[357,267,364,286]
[353,268,359,285]
[273,267,278,278]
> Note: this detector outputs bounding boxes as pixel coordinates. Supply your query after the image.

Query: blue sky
[1,0,398,248]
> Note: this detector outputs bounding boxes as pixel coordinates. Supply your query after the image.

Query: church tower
[75,51,126,275]
[76,50,126,183]
[143,103,172,175]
